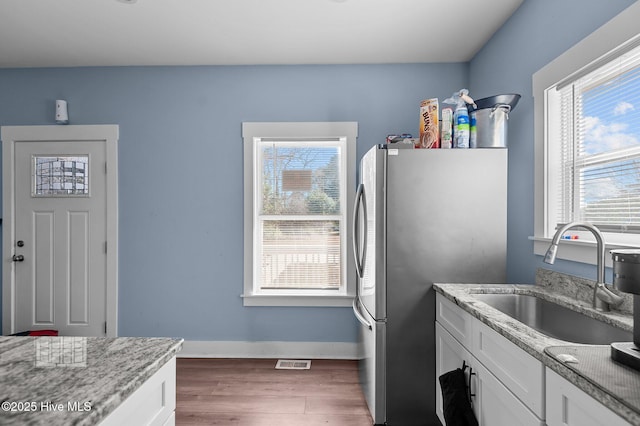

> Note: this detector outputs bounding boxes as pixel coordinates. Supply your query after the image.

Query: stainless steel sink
[473,293,632,345]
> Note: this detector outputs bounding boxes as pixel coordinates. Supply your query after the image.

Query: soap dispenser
[611,249,640,370]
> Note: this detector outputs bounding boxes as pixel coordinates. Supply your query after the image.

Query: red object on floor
[10,329,58,336]
[29,329,58,336]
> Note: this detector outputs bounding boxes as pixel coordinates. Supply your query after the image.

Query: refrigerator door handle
[352,183,368,278]
[352,297,372,330]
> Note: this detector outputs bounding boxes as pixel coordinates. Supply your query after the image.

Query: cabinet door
[546,368,630,426]
[437,323,542,426]
[435,323,479,425]
[100,357,176,426]
[472,358,544,426]
[472,320,545,417]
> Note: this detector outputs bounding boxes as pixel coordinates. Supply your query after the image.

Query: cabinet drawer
[472,320,544,417]
[436,293,473,348]
[473,355,544,426]
[546,368,630,426]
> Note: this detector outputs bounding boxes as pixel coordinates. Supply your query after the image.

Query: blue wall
[469,0,636,284]
[2,0,636,340]
[0,64,468,339]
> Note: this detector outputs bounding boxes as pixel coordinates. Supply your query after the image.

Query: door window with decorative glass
[33,155,89,196]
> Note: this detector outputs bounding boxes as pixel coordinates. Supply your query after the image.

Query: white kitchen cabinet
[472,319,545,417]
[435,294,544,426]
[472,347,542,426]
[546,368,630,426]
[435,321,478,423]
[435,291,473,347]
[436,323,542,426]
[100,356,177,426]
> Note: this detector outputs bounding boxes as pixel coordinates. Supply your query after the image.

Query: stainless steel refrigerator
[352,145,507,425]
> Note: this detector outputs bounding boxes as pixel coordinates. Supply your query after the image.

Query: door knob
[12,254,24,262]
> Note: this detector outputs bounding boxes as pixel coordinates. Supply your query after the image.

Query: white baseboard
[178,340,360,360]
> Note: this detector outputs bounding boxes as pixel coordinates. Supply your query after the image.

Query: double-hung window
[534,9,640,263]
[551,43,640,238]
[242,122,357,306]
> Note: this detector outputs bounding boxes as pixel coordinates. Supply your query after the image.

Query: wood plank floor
[176,358,373,425]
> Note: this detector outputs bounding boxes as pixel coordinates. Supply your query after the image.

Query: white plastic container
[441,108,453,149]
[454,105,469,148]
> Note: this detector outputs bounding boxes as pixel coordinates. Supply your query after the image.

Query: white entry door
[2,125,118,337]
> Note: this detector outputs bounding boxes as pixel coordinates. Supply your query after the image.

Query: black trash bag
[438,368,478,426]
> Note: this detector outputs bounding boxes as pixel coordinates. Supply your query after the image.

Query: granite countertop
[0,336,183,425]
[433,270,640,425]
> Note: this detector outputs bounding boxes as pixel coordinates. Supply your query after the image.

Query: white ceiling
[0,0,523,68]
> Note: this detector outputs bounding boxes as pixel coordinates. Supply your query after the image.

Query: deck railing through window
[261,235,341,290]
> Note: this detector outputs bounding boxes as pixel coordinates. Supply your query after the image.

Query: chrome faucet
[543,221,624,312]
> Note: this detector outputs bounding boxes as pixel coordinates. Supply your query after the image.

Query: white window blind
[555,42,640,233]
[255,138,345,292]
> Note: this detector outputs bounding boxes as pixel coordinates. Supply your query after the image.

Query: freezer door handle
[352,297,372,330]
[352,183,368,279]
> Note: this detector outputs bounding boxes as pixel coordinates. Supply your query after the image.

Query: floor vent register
[275,359,311,370]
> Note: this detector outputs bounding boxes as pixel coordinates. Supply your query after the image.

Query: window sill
[531,236,639,268]
[241,293,354,307]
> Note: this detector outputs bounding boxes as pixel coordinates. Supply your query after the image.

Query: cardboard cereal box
[418,98,440,149]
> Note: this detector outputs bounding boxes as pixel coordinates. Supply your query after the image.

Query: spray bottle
[444,89,476,148]
[469,110,477,148]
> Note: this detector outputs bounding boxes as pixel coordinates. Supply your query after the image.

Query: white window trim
[533,2,640,267]
[242,122,357,307]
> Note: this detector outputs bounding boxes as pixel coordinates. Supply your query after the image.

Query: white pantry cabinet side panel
[436,293,473,348]
[472,320,545,417]
[546,368,630,426]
